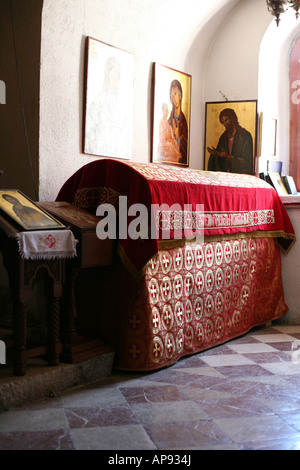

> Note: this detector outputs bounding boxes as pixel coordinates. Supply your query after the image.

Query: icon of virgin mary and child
[157,79,188,165]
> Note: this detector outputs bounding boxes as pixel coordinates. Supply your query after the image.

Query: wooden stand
[37,201,115,363]
[0,216,63,376]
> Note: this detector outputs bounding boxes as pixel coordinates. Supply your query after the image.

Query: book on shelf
[265,172,289,196]
[281,175,298,195]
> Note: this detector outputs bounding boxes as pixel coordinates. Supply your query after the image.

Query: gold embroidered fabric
[110,236,287,371]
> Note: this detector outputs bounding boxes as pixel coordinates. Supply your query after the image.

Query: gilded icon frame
[0,190,65,231]
[204,100,257,175]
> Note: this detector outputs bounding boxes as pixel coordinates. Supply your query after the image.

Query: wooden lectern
[37,201,115,363]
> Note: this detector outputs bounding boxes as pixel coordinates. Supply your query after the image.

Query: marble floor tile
[143,420,232,449]
[252,333,298,343]
[240,437,300,451]
[181,385,234,401]
[258,397,300,414]
[278,412,300,431]
[65,404,140,428]
[260,361,300,375]
[265,341,296,351]
[0,408,68,432]
[0,430,75,450]
[214,364,273,378]
[1,324,300,451]
[227,342,278,354]
[60,382,127,408]
[215,415,300,443]
[131,400,208,424]
[192,396,274,419]
[242,351,292,363]
[200,353,255,367]
[119,384,189,404]
[172,366,225,377]
[71,424,156,450]
[273,325,300,334]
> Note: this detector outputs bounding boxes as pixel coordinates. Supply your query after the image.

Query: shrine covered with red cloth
[57,159,296,371]
[57,158,295,276]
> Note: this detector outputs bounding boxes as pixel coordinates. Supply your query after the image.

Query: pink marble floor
[1,324,300,451]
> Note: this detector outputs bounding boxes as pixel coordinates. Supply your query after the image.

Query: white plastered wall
[37,0,300,323]
[39,0,247,201]
[258,8,300,176]
[258,10,300,324]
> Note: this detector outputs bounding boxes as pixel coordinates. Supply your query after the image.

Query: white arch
[258,9,300,175]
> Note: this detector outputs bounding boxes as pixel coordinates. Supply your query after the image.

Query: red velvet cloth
[56,159,295,275]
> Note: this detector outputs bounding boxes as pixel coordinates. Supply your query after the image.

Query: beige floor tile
[1,325,300,450]
[273,325,300,333]
[0,408,68,432]
[181,386,234,400]
[131,400,208,423]
[200,354,254,367]
[71,424,156,450]
[260,361,300,375]
[252,333,297,343]
[214,415,300,443]
[173,366,224,377]
[227,343,278,354]
[61,384,126,408]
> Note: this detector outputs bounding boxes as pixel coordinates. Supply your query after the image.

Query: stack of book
[259,172,299,196]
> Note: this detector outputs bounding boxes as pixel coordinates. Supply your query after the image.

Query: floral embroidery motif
[44,234,56,248]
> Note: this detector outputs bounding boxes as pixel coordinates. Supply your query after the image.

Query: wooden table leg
[0,226,65,376]
[60,264,81,345]
[47,295,62,366]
